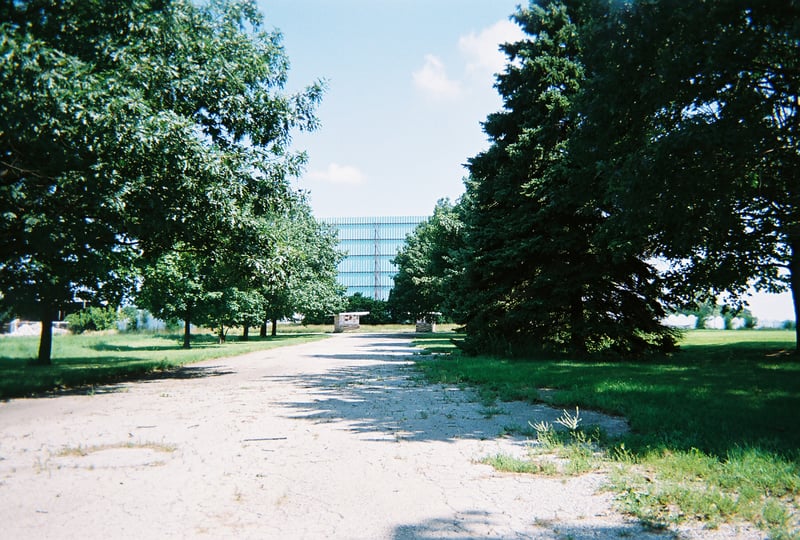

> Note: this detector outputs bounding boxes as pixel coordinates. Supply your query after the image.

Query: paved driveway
[0,333,749,539]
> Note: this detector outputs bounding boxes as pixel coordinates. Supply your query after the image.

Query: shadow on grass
[89,342,181,352]
[415,336,800,457]
[88,332,312,352]
[0,332,323,400]
[35,364,235,397]
[0,358,235,400]
[415,338,458,354]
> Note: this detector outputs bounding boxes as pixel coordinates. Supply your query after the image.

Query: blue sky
[256,1,795,322]
[258,0,525,218]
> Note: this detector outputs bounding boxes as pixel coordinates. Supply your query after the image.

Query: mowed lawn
[0,330,328,399]
[414,329,800,535]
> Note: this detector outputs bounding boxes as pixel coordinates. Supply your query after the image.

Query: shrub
[302,310,334,326]
[119,306,140,331]
[66,306,119,334]
[741,312,758,329]
[345,293,396,324]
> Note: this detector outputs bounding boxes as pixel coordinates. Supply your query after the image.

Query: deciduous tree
[580,0,800,348]
[0,0,322,362]
[389,199,465,323]
[258,200,345,336]
[136,245,208,349]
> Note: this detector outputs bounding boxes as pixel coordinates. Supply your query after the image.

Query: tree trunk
[790,238,800,354]
[242,325,249,341]
[36,307,54,366]
[183,315,191,349]
[260,321,267,338]
[271,318,278,337]
[218,326,226,344]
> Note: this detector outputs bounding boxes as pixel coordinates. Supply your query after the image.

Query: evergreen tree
[461,0,676,356]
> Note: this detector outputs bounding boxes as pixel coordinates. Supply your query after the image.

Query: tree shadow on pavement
[391,513,669,540]
[261,335,565,445]
[13,364,235,399]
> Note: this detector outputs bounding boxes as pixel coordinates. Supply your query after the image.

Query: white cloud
[412,20,525,102]
[458,19,525,77]
[307,162,366,185]
[412,54,462,100]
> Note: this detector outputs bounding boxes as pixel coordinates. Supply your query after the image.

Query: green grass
[0,330,328,398]
[413,329,800,536]
[481,453,559,475]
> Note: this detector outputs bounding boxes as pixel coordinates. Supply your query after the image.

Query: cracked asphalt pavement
[0,333,758,539]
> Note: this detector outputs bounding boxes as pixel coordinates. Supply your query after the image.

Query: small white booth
[333,311,370,333]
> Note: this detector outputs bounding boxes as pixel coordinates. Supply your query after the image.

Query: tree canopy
[257,199,345,336]
[459,0,677,356]
[0,0,325,362]
[389,199,464,324]
[393,0,798,356]
[578,0,800,345]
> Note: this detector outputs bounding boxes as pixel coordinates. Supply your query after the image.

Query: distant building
[323,216,427,301]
